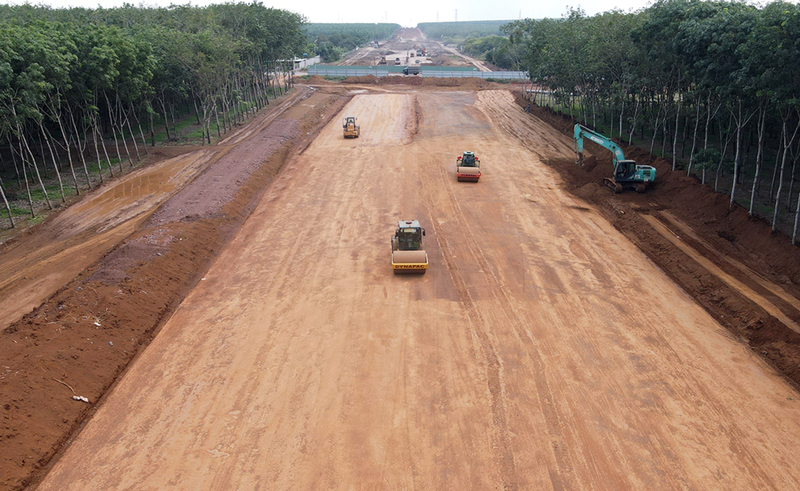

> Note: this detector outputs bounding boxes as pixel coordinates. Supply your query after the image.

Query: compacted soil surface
[2,80,800,490]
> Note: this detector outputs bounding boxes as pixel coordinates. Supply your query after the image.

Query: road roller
[391,220,428,274]
[456,151,481,182]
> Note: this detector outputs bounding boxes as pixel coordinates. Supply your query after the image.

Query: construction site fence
[306,67,529,80]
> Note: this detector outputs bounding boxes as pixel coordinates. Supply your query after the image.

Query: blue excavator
[574,124,656,193]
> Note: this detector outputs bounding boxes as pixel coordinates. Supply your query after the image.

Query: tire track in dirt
[418,175,520,489]
[657,209,800,315]
[413,96,585,488]
[642,213,800,334]
[419,126,587,489]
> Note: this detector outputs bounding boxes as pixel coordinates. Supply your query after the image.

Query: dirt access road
[38,89,800,489]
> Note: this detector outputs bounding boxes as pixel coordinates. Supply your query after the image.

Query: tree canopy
[506,0,800,240]
[0,2,307,215]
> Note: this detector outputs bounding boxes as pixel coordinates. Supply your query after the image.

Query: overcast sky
[4,0,655,26]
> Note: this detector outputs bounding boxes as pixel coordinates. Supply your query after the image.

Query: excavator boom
[574,124,626,165]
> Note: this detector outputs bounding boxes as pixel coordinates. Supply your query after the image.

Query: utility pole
[455,9,457,22]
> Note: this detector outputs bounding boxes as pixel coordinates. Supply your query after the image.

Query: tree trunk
[150,109,156,147]
[40,123,66,203]
[160,98,171,142]
[214,102,222,138]
[68,109,93,189]
[773,118,800,232]
[193,95,202,125]
[649,101,663,156]
[116,98,134,165]
[687,99,701,176]
[793,185,800,245]
[0,182,14,228]
[628,97,639,146]
[10,105,51,210]
[770,133,784,200]
[17,140,35,218]
[786,149,798,209]
[749,107,766,216]
[716,117,733,193]
[672,88,681,170]
[730,99,743,208]
[104,92,124,172]
[55,112,80,195]
[92,119,112,179]
[132,107,149,154]
[126,113,141,161]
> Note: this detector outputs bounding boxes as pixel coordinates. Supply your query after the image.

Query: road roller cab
[391,220,428,274]
[456,151,481,182]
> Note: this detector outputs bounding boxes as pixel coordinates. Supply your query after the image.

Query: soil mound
[379,76,424,86]
[575,181,601,200]
[580,155,599,173]
[422,77,491,89]
[343,75,379,85]
[304,75,327,84]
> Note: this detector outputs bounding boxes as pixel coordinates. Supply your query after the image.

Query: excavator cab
[615,160,637,179]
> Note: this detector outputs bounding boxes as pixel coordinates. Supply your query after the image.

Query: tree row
[0,2,307,226]
[504,0,800,243]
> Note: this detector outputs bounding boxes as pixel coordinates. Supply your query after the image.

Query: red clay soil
[0,88,350,491]
[337,75,496,90]
[518,97,800,387]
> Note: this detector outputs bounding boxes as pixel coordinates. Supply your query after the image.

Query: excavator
[574,124,656,193]
[342,116,360,138]
[456,151,481,182]
[391,220,428,274]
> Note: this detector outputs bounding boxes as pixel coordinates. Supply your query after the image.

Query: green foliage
[507,1,800,230]
[462,35,518,69]
[0,2,306,217]
[304,23,400,51]
[418,20,513,40]
[692,148,722,170]
[315,41,340,63]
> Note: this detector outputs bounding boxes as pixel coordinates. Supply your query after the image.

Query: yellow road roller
[391,220,428,274]
[342,116,360,138]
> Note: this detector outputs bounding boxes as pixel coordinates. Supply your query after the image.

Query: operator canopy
[462,151,476,166]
